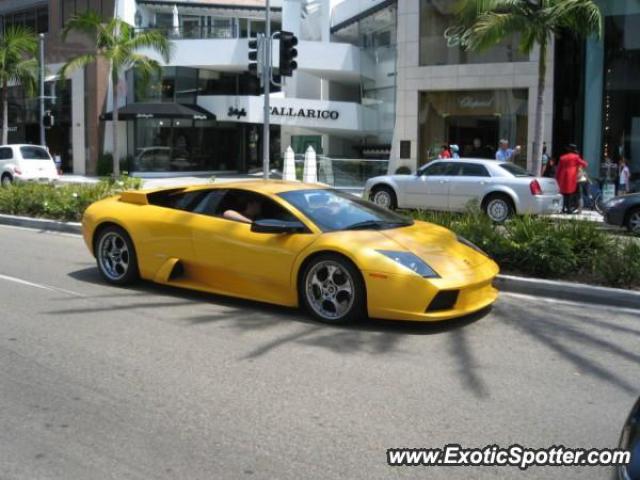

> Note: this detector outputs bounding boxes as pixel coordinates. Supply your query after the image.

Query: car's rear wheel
[484,194,513,223]
[95,226,139,285]
[1,173,13,187]
[300,254,366,324]
[626,208,640,235]
[371,185,397,210]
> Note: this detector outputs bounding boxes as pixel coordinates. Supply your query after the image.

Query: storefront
[579,1,640,179]
[418,89,529,167]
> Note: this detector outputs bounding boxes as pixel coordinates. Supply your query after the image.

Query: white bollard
[282,146,296,181]
[302,145,317,184]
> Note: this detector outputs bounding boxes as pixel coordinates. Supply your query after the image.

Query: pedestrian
[449,144,460,159]
[576,166,590,213]
[541,142,550,175]
[542,156,557,178]
[438,144,451,159]
[556,144,587,213]
[619,157,631,194]
[495,139,521,162]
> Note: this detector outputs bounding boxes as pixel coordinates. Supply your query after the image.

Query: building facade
[0,0,638,181]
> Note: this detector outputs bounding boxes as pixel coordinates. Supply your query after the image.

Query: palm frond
[62,11,104,41]
[126,30,173,63]
[550,0,603,39]
[9,58,38,96]
[59,53,97,80]
[461,11,531,51]
[455,0,527,27]
[127,53,161,89]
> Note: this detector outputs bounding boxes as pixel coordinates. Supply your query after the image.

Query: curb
[0,213,638,309]
[0,213,82,234]
[496,274,640,310]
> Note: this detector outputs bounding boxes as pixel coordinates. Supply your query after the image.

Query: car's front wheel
[300,254,366,324]
[95,225,139,285]
[626,208,640,235]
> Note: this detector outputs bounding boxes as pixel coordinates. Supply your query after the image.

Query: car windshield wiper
[343,220,411,230]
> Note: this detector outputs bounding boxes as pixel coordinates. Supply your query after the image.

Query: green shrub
[595,240,640,288]
[0,176,141,222]
[96,153,129,176]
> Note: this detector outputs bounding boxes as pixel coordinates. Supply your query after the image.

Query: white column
[71,68,86,175]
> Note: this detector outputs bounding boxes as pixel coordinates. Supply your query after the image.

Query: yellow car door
[190,189,319,306]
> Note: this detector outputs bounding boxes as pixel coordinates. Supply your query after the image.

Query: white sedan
[364,159,562,222]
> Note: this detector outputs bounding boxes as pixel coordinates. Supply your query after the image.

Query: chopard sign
[270,107,340,120]
[458,96,494,109]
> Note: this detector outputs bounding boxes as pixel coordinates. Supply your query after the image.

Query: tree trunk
[112,72,120,177]
[531,39,547,177]
[1,81,8,145]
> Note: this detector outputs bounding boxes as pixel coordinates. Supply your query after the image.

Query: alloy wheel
[373,190,391,209]
[305,260,355,321]
[98,231,131,281]
[487,199,509,222]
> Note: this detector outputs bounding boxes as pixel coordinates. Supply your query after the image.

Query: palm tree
[0,26,38,145]
[453,0,602,175]
[61,11,172,176]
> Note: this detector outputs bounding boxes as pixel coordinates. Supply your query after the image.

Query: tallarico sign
[270,106,340,120]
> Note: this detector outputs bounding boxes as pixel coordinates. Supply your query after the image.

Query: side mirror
[251,218,306,234]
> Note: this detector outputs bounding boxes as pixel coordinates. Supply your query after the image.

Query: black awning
[100,103,216,121]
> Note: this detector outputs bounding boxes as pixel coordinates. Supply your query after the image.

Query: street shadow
[495,300,639,394]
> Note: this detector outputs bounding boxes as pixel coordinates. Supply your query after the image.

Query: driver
[223,198,262,224]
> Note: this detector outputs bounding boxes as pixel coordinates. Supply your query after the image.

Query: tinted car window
[216,189,298,223]
[499,162,532,177]
[20,146,50,160]
[419,162,457,176]
[460,163,490,177]
[0,147,13,160]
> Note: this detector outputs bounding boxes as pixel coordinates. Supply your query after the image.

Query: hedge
[412,207,640,289]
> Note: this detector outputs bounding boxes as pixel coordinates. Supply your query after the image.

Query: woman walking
[556,144,587,213]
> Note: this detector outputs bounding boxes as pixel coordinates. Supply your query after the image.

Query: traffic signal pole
[263,0,271,180]
[39,33,45,147]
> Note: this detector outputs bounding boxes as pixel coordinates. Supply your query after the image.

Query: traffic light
[43,112,54,128]
[279,31,298,77]
[248,35,264,77]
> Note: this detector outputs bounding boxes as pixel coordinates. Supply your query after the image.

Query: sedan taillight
[530,179,542,196]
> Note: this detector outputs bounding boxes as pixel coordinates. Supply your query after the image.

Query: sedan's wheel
[627,208,640,235]
[371,186,397,210]
[484,195,513,223]
[301,254,366,324]
[1,174,12,187]
[95,226,139,285]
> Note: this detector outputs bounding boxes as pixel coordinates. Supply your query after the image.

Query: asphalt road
[0,224,638,480]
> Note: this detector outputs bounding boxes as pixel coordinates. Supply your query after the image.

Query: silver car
[364,159,562,222]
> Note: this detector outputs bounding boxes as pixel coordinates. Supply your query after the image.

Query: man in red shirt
[556,144,588,213]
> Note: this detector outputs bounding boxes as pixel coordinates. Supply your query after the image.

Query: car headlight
[457,235,488,257]
[604,197,625,209]
[376,250,439,278]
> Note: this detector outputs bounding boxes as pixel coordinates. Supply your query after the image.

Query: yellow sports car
[82,181,499,323]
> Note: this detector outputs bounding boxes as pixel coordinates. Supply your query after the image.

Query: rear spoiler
[119,187,187,206]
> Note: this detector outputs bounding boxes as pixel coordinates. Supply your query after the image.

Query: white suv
[0,144,59,186]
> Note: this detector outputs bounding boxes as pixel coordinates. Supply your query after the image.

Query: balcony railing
[135,26,240,40]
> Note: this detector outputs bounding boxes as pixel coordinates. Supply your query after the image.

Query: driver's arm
[223,210,252,224]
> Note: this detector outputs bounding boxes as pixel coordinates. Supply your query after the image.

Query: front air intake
[426,290,459,312]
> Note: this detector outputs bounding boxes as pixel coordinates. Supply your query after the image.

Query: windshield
[279,189,413,232]
[499,162,532,177]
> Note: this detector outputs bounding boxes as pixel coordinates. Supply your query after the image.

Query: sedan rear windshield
[20,146,51,160]
[498,162,532,177]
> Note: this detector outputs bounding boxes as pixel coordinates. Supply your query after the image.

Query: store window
[419,0,528,66]
[2,5,48,33]
[418,89,529,167]
[602,13,640,175]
